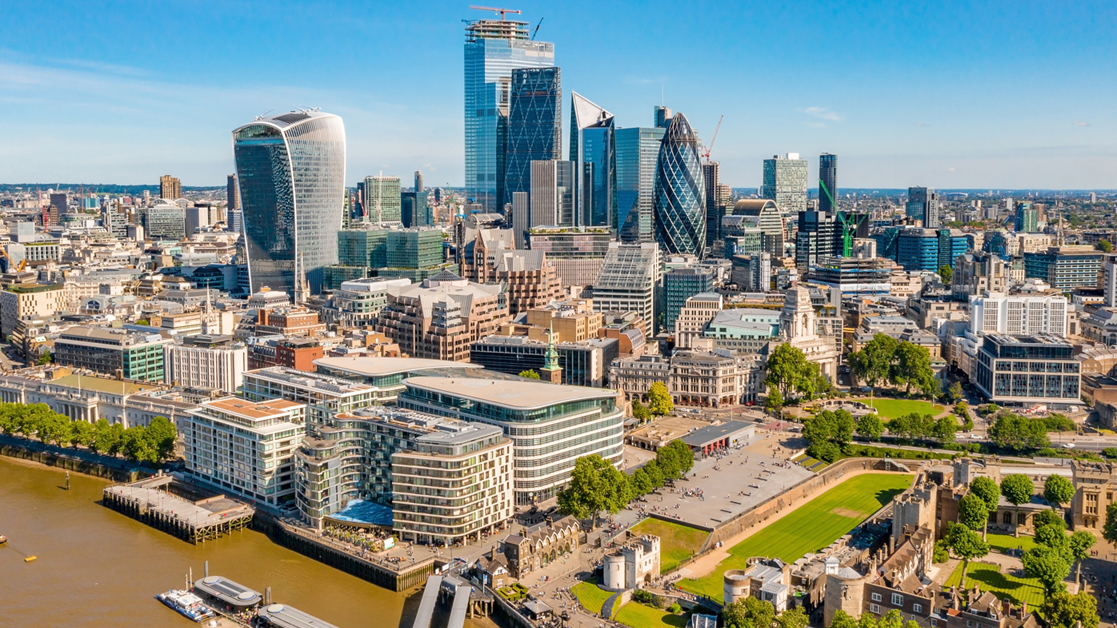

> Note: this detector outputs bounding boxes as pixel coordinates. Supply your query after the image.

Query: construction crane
[531,17,544,40]
[701,114,724,163]
[469,6,522,20]
[822,179,866,257]
[0,248,27,273]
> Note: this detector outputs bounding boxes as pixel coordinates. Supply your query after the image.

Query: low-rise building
[0,371,194,427]
[611,350,766,407]
[0,281,65,338]
[242,366,382,427]
[499,515,582,578]
[604,535,661,590]
[469,335,616,387]
[973,334,1081,408]
[724,558,791,612]
[53,326,172,382]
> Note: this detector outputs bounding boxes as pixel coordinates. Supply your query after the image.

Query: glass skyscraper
[569,92,615,229]
[233,110,346,296]
[819,153,837,213]
[653,113,706,257]
[505,67,561,215]
[364,175,402,224]
[464,19,554,212]
[761,153,808,215]
[615,126,665,243]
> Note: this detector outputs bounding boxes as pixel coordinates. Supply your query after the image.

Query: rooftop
[203,397,304,420]
[256,604,340,628]
[50,373,159,396]
[680,421,756,448]
[313,356,482,378]
[404,376,616,410]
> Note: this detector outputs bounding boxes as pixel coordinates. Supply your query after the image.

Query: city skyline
[0,0,1114,189]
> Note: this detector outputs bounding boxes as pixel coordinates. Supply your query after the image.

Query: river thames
[0,456,496,628]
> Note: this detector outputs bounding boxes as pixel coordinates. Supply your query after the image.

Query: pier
[413,576,442,628]
[102,475,254,544]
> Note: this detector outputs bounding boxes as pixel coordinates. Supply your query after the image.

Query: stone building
[610,349,766,407]
[603,535,661,591]
[491,250,564,315]
[775,286,839,382]
[1071,459,1117,532]
[500,515,581,578]
[724,558,792,612]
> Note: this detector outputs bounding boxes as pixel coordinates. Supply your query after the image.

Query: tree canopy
[518,370,540,380]
[0,403,175,464]
[765,344,818,400]
[557,455,630,521]
[723,597,775,628]
[957,493,989,532]
[1043,591,1099,628]
[855,414,884,442]
[1043,475,1075,510]
[989,413,1051,451]
[945,523,989,588]
[647,382,673,416]
[1022,545,1071,600]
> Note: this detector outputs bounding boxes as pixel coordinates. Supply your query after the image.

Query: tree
[969,476,1000,540]
[145,416,177,462]
[642,459,665,489]
[1104,503,1117,550]
[37,413,70,446]
[938,265,953,285]
[776,606,809,628]
[808,441,841,463]
[1098,240,1114,253]
[1068,530,1096,588]
[723,596,775,628]
[933,415,958,444]
[833,409,855,446]
[765,343,810,399]
[647,382,673,416]
[765,386,783,415]
[1043,475,1075,511]
[945,523,989,588]
[67,420,94,449]
[632,401,651,422]
[957,494,989,532]
[662,439,694,476]
[121,426,157,463]
[1022,545,1071,601]
[990,413,1050,451]
[1033,509,1066,531]
[892,342,936,397]
[1001,474,1035,537]
[828,610,858,628]
[848,334,899,395]
[37,349,52,366]
[107,423,126,456]
[557,455,630,522]
[1043,591,1099,628]
[1035,523,1070,556]
[518,370,540,380]
[856,414,884,442]
[630,468,653,496]
[948,381,963,403]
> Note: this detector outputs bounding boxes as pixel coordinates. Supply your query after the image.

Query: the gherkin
[653,113,706,257]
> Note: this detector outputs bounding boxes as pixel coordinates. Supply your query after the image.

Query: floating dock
[413,576,442,628]
[257,603,342,628]
[103,475,253,544]
[193,575,263,610]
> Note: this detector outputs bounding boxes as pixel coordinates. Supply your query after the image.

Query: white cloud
[803,106,842,122]
[1074,121,1089,127]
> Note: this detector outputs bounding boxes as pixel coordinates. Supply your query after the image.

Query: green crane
[821,179,865,257]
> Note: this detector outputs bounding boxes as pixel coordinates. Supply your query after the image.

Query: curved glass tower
[653,113,706,257]
[233,110,346,296]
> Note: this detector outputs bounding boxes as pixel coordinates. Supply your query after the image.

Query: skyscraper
[414,170,424,193]
[530,160,575,228]
[653,113,706,257]
[818,154,837,214]
[907,187,939,227]
[654,106,673,129]
[233,110,346,295]
[795,210,836,269]
[761,154,808,216]
[505,67,562,217]
[1015,201,1038,233]
[226,174,240,211]
[703,162,723,247]
[464,18,554,212]
[401,191,430,228]
[569,92,615,228]
[364,175,402,224]
[615,126,665,243]
[160,175,182,200]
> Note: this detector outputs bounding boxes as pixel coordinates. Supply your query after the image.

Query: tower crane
[701,115,724,163]
[469,6,522,20]
[531,17,544,39]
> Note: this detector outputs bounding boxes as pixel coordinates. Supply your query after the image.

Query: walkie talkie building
[653,112,706,257]
[233,110,346,296]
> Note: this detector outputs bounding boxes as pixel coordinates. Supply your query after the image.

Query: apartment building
[164,334,247,393]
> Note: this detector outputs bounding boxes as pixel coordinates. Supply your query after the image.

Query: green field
[986,533,1037,555]
[678,473,913,599]
[851,398,945,420]
[572,581,612,615]
[615,602,689,628]
[944,562,1044,607]
[629,518,709,573]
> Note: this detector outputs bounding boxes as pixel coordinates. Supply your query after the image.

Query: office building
[164,335,248,394]
[530,160,575,228]
[143,204,186,240]
[242,366,382,427]
[795,210,836,269]
[185,206,212,236]
[527,225,612,287]
[615,126,666,243]
[414,170,424,192]
[702,162,728,247]
[337,226,388,268]
[674,292,723,347]
[464,18,554,211]
[1024,245,1104,291]
[1015,201,1039,233]
[320,277,411,327]
[570,92,615,228]
[313,356,483,403]
[54,326,171,382]
[974,334,1080,407]
[732,200,784,258]
[969,293,1067,336]
[400,191,431,228]
[469,335,616,387]
[953,252,1009,298]
[818,154,837,213]
[809,256,892,296]
[492,250,565,315]
[182,397,306,507]
[363,175,402,224]
[399,376,624,505]
[761,154,808,217]
[1105,257,1117,307]
[653,113,706,257]
[906,187,939,227]
[160,175,182,200]
[226,174,239,211]
[49,192,67,215]
[375,271,510,361]
[505,67,562,218]
[663,266,715,332]
[889,228,968,272]
[234,110,345,295]
[0,281,64,339]
[611,351,766,408]
[592,242,661,334]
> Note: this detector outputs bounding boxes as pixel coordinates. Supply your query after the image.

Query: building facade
[761,154,808,217]
[592,242,661,335]
[570,91,616,229]
[615,126,666,243]
[653,113,706,258]
[974,334,1081,407]
[164,335,248,394]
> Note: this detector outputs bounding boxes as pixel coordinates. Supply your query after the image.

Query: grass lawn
[986,533,1037,555]
[678,473,913,600]
[615,602,689,628]
[944,561,1045,607]
[572,581,612,615]
[629,518,709,573]
[850,398,945,420]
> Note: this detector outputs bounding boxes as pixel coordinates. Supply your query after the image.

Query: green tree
[833,409,855,445]
[1068,530,1096,588]
[1001,474,1035,537]
[1043,591,1099,628]
[933,415,958,444]
[892,342,936,397]
[1022,545,1071,601]
[970,476,1001,540]
[1043,475,1075,511]
[765,343,810,399]
[828,610,859,628]
[945,523,989,588]
[856,414,884,442]
[647,382,674,416]
[775,606,808,628]
[948,381,963,403]
[938,265,953,285]
[36,349,52,366]
[1035,523,1070,556]
[518,370,540,380]
[37,413,71,446]
[1104,503,1117,550]
[1097,240,1114,253]
[803,411,837,445]
[90,419,117,455]
[557,455,630,522]
[631,401,651,422]
[121,426,157,463]
[67,420,94,449]
[765,386,783,415]
[630,468,653,496]
[957,493,989,532]
[641,459,665,488]
[723,596,775,628]
[107,423,126,456]
[145,416,177,462]
[848,334,899,395]
[808,441,841,463]
[990,413,1050,451]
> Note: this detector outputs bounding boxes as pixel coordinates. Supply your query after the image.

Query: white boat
[157,589,216,622]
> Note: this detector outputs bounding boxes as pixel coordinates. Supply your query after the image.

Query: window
[913,604,922,613]
[931,620,937,627]
[870,604,881,615]
[892,593,904,606]
[871,593,882,602]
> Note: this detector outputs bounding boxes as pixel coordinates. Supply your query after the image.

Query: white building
[182,397,306,507]
[164,335,247,394]
[970,293,1067,336]
[604,535,661,590]
[0,281,65,338]
[593,242,661,334]
[675,292,723,348]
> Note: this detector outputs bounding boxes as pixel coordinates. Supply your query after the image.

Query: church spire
[540,320,563,383]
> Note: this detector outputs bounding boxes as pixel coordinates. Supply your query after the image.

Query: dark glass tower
[819,153,837,214]
[570,92,615,228]
[504,67,562,214]
[653,113,706,257]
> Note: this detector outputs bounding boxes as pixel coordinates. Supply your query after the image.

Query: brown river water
[0,456,497,628]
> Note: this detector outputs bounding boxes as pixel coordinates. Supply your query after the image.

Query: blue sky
[0,0,1114,189]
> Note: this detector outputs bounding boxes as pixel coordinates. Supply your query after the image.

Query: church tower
[539,322,563,384]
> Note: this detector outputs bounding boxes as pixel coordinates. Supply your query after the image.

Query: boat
[24,556,36,562]
[0,534,7,544]
[156,589,216,622]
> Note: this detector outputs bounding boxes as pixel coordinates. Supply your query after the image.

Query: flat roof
[50,373,157,396]
[257,603,340,628]
[404,376,615,410]
[204,397,304,420]
[193,576,262,608]
[314,356,482,378]
[680,421,755,447]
